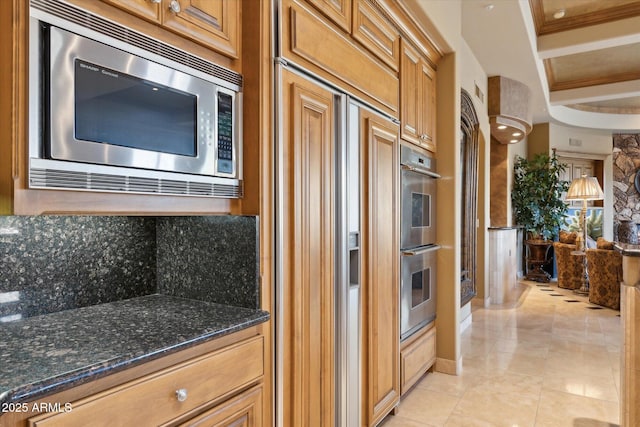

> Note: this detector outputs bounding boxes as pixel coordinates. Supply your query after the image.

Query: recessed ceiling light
[510,139,518,143]
[512,132,522,137]
[553,9,565,19]
[497,125,507,130]
[485,4,494,11]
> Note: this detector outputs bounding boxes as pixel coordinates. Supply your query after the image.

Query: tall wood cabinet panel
[400,39,436,152]
[281,70,336,427]
[305,0,352,32]
[361,111,400,426]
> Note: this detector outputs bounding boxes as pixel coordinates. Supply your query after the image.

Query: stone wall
[613,134,640,223]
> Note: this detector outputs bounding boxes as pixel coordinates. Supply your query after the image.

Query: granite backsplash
[0,215,259,322]
[157,216,259,309]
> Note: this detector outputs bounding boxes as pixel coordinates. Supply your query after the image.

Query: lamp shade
[566,175,604,200]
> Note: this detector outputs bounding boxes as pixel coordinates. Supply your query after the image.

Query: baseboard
[460,312,472,333]
[435,356,462,375]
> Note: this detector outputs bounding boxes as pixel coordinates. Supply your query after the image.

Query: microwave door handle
[401,164,441,179]
[402,244,441,256]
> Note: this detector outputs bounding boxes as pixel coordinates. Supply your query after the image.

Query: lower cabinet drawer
[177,385,263,427]
[400,325,436,395]
[29,336,264,427]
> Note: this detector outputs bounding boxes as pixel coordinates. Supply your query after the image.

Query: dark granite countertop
[615,242,640,257]
[0,294,269,405]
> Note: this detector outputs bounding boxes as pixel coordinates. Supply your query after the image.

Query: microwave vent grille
[30,168,242,198]
[30,0,242,88]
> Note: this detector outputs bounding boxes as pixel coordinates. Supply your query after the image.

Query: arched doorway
[460,89,479,306]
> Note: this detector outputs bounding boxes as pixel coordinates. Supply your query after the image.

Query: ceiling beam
[549,79,640,106]
[537,16,640,59]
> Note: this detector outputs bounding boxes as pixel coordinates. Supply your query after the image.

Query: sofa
[586,238,623,310]
[553,231,583,290]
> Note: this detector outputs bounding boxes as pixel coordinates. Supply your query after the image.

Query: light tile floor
[382,280,622,427]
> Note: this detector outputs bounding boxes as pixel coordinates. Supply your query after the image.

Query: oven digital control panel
[217,92,234,174]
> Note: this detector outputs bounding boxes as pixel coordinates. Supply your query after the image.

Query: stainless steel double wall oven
[400,145,439,341]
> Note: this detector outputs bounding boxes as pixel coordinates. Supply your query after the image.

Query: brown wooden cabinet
[352,0,399,71]
[179,385,263,427]
[305,0,351,32]
[102,0,161,21]
[400,324,436,395]
[26,335,263,427]
[361,111,400,426]
[280,69,336,427]
[103,0,240,58]
[400,39,436,152]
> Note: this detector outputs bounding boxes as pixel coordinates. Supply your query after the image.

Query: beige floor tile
[402,281,623,427]
[395,387,460,427]
[534,389,619,427]
[452,388,538,427]
[416,371,484,397]
[380,414,437,427]
[492,337,550,358]
[467,371,543,399]
[542,369,619,402]
[502,352,548,377]
[444,414,500,426]
[545,352,615,378]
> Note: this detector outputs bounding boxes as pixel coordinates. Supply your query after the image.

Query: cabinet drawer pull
[175,388,188,402]
[149,0,161,4]
[169,0,181,13]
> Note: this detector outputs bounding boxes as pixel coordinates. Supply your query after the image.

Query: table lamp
[566,174,604,294]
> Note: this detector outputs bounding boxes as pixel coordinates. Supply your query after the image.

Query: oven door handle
[402,244,441,256]
[401,164,441,179]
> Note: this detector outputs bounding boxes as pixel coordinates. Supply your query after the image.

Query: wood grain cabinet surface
[305,0,352,32]
[103,0,240,58]
[400,39,436,152]
[400,324,436,396]
[280,69,336,427]
[178,385,263,427]
[361,111,400,426]
[352,0,399,71]
[27,336,264,427]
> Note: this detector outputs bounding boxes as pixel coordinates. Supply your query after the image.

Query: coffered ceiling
[531,0,640,116]
[454,0,640,131]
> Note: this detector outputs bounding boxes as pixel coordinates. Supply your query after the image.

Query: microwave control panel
[217,93,234,175]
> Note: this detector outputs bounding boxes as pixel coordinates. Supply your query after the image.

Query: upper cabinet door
[352,0,399,71]
[420,61,436,152]
[163,0,240,58]
[305,0,352,32]
[102,0,161,22]
[400,39,437,153]
[400,40,421,146]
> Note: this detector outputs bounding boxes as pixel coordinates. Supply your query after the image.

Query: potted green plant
[512,153,569,282]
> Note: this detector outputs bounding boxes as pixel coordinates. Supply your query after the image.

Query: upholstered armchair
[586,239,623,310]
[553,231,582,290]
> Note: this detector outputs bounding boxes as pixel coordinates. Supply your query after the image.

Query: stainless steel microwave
[28,0,243,198]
